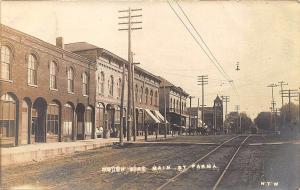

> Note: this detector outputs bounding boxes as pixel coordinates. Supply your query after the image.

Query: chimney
[56,37,64,49]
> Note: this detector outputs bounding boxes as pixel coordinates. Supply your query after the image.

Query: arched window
[100,72,105,94]
[118,78,121,98]
[170,98,172,109]
[82,72,88,96]
[140,86,143,103]
[49,61,57,89]
[176,100,179,112]
[154,91,158,106]
[145,88,149,104]
[1,46,12,80]
[150,90,153,105]
[27,54,37,85]
[0,94,16,137]
[67,67,74,93]
[173,99,175,111]
[109,75,114,96]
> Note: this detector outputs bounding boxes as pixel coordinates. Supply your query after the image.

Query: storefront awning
[153,110,169,124]
[145,109,160,124]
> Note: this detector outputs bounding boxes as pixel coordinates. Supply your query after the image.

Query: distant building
[203,96,223,133]
[158,77,189,133]
[186,107,202,129]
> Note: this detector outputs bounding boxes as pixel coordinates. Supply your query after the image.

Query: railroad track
[155,135,251,190]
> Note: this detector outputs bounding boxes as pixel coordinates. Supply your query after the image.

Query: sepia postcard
[0,0,300,189]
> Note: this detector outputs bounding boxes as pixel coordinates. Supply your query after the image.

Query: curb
[1,136,173,167]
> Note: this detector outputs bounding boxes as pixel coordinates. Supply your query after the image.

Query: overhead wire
[167,1,231,87]
[170,0,239,96]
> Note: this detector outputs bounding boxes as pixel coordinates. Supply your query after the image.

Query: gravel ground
[1,134,299,190]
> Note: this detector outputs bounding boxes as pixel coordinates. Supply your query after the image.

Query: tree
[224,112,253,134]
[279,102,299,125]
[254,112,271,130]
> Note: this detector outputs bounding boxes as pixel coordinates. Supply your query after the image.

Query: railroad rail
[155,135,251,190]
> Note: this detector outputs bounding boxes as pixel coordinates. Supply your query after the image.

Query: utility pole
[118,62,126,146]
[299,88,300,132]
[221,96,230,118]
[298,88,300,134]
[235,105,240,133]
[214,106,217,135]
[118,8,142,141]
[274,108,278,134]
[278,81,288,107]
[280,89,298,123]
[163,80,167,138]
[197,75,208,129]
[179,95,182,135]
[189,96,194,135]
[267,83,278,113]
[197,98,200,135]
[221,96,230,133]
[131,53,140,141]
[267,83,278,132]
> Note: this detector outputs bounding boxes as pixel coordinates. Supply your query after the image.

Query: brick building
[203,95,224,133]
[158,77,189,133]
[0,25,96,147]
[65,42,162,138]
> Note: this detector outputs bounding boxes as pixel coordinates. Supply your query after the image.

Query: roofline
[1,24,96,66]
[159,76,189,96]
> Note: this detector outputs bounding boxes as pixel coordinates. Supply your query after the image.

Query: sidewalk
[1,135,174,166]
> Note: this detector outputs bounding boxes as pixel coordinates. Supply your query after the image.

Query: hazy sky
[1,0,300,118]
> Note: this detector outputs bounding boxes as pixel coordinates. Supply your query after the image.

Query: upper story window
[97,75,101,94]
[173,99,175,110]
[140,86,143,103]
[150,90,153,105]
[145,88,149,104]
[118,78,121,98]
[67,67,74,93]
[0,46,12,80]
[49,61,58,89]
[82,72,88,96]
[109,75,114,96]
[100,72,105,94]
[27,54,37,85]
[154,91,158,106]
[176,100,179,111]
[135,84,138,102]
[170,98,172,108]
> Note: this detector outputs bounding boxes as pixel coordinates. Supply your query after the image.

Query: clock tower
[213,95,224,132]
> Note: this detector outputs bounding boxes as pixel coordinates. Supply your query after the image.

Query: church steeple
[214,95,222,107]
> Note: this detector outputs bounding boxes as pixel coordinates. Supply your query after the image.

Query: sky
[1,0,300,119]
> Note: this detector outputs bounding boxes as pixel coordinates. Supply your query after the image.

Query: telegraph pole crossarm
[280,89,298,123]
[118,8,142,142]
[278,81,288,107]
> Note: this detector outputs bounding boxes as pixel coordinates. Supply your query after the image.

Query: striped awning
[145,109,160,123]
[153,110,169,124]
